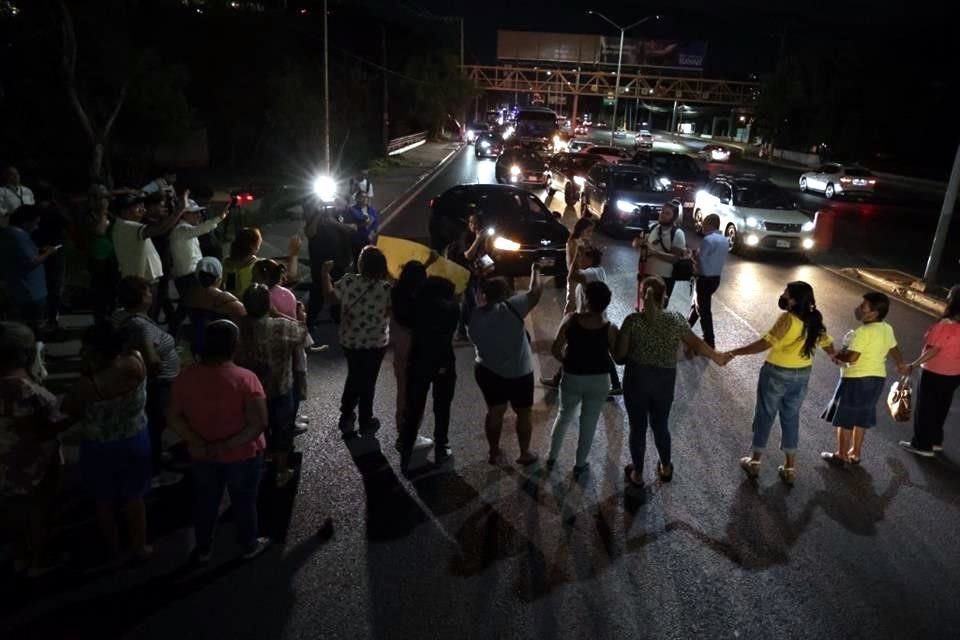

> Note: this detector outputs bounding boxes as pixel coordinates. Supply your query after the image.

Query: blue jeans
[751,363,811,455]
[192,453,263,554]
[548,372,610,467]
[623,364,676,473]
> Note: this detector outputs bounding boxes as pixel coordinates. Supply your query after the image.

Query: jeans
[912,369,960,451]
[307,265,344,330]
[458,279,478,336]
[192,453,263,553]
[750,362,811,454]
[399,360,457,456]
[548,372,610,467]
[624,364,676,472]
[267,390,296,452]
[341,347,386,424]
[146,378,173,474]
[688,276,721,347]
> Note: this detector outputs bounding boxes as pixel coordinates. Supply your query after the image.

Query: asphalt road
[9,141,960,640]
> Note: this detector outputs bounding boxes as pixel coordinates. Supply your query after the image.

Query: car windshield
[844,167,872,177]
[734,183,793,209]
[649,155,699,179]
[611,172,655,191]
[569,156,600,170]
[505,151,542,164]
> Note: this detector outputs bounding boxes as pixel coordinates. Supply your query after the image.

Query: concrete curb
[828,266,947,317]
[379,143,464,230]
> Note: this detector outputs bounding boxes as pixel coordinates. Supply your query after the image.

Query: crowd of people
[0,165,958,581]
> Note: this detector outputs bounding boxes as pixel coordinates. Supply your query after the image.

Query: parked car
[693,174,816,255]
[636,130,654,149]
[567,139,593,153]
[475,133,504,159]
[546,152,606,206]
[465,122,491,144]
[582,145,631,164]
[631,150,708,213]
[428,184,569,281]
[495,148,550,188]
[581,163,674,234]
[799,163,877,199]
[698,144,731,163]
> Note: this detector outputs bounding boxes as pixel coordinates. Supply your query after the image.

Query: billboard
[497,31,707,71]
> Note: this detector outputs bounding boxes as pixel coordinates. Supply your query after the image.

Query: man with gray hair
[0,166,36,225]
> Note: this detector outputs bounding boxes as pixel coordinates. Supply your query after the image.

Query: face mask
[854,307,866,322]
[777,295,790,310]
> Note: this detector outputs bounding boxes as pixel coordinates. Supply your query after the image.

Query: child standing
[822,292,905,464]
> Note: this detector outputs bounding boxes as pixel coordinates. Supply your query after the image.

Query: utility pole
[923,142,960,286]
[670,99,678,135]
[382,26,389,153]
[322,0,331,172]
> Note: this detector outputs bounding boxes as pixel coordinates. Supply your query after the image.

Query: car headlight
[480,141,490,149]
[746,216,761,229]
[658,177,672,188]
[802,238,815,250]
[510,165,521,176]
[573,176,585,186]
[467,130,475,140]
[617,200,636,213]
[312,175,337,203]
[492,236,521,252]
[801,220,815,232]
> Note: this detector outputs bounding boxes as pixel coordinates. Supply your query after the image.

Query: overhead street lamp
[587,11,660,145]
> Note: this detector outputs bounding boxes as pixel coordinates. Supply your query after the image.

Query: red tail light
[868,179,877,185]
[428,198,435,209]
[840,177,852,183]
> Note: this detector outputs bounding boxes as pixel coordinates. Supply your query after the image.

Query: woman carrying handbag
[899,285,960,457]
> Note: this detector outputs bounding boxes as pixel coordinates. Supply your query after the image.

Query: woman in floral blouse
[320,246,393,437]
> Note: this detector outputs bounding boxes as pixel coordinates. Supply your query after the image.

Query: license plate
[776,239,791,248]
[538,257,556,267]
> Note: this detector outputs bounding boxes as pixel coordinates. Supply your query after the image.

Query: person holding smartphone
[1,205,59,334]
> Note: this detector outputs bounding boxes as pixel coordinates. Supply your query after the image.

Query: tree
[402,52,477,137]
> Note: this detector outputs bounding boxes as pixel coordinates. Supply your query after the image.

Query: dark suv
[581,163,674,234]
[428,184,569,279]
[631,150,707,214]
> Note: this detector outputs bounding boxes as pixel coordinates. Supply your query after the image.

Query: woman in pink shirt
[169,319,271,564]
[900,285,960,457]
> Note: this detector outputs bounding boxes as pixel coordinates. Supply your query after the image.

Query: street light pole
[323,0,330,173]
[587,11,659,146]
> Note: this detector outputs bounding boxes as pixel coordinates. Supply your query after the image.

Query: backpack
[652,224,694,281]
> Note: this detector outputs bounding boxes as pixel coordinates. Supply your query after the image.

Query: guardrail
[387,131,427,155]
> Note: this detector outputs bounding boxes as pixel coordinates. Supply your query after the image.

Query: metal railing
[386,131,427,154]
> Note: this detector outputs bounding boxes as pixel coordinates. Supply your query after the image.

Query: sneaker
[933,445,944,453]
[241,537,272,560]
[151,470,184,489]
[307,343,329,353]
[899,441,935,457]
[293,426,309,437]
[739,456,760,479]
[338,414,357,436]
[656,461,673,482]
[395,435,434,452]
[777,465,796,486]
[540,376,560,389]
[434,445,453,463]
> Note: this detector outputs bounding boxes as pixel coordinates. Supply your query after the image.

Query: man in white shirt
[111,192,183,315]
[170,199,230,298]
[142,171,178,203]
[351,169,373,202]
[0,166,36,225]
[638,200,687,305]
[688,213,728,348]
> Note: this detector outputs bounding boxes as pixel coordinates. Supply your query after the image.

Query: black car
[474,133,504,159]
[428,184,569,280]
[495,148,550,188]
[631,150,707,214]
[581,163,674,234]
[465,122,491,144]
[546,152,606,206]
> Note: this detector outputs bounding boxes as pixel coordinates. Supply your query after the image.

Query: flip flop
[820,451,849,465]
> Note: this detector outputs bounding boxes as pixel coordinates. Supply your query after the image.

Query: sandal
[820,451,848,465]
[777,465,796,486]
[847,457,861,466]
[739,456,760,479]
[624,464,643,488]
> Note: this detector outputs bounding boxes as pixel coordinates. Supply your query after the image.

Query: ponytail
[639,275,666,322]
[786,281,826,358]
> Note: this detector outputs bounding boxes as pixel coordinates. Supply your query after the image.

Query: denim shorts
[80,428,152,499]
